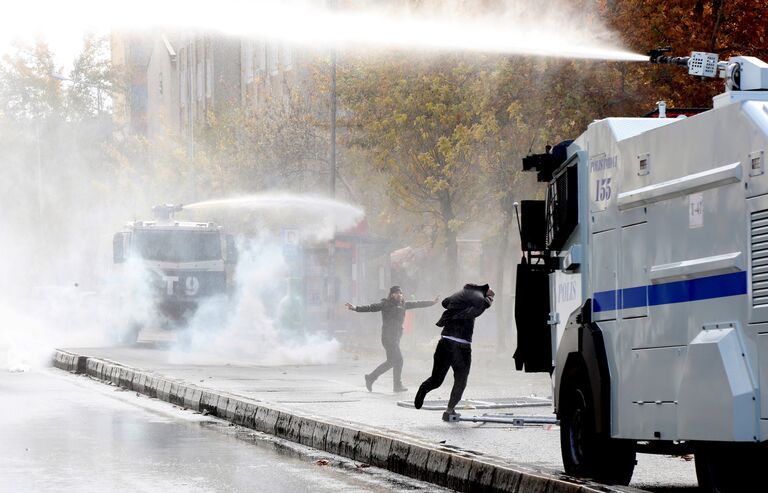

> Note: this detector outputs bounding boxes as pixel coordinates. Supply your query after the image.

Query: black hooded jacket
[354,297,436,339]
[435,284,493,343]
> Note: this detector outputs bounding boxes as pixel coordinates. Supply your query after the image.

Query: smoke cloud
[168,236,342,367]
[170,194,364,366]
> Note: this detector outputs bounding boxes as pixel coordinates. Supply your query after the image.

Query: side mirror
[520,200,546,252]
[225,234,238,265]
[113,232,129,263]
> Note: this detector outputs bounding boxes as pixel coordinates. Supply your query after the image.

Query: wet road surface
[0,368,446,492]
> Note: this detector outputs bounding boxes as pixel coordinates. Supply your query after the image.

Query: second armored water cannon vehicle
[112,204,238,342]
[513,51,768,492]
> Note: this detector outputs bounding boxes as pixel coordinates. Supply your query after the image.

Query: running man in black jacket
[414,283,494,421]
[346,286,438,393]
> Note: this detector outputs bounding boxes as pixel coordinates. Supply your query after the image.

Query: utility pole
[327,0,338,333]
[35,121,43,217]
[330,46,337,197]
[188,41,195,159]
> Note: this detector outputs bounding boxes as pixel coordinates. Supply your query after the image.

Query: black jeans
[419,338,472,409]
[369,333,404,386]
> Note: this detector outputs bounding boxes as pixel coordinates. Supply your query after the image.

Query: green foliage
[67,34,112,121]
[0,39,63,121]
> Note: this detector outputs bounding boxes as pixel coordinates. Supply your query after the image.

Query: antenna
[513,201,526,263]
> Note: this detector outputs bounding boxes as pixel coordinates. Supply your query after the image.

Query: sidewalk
[52,343,693,491]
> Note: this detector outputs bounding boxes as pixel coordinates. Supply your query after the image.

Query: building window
[281,43,293,71]
[197,59,204,102]
[206,46,213,99]
[243,40,254,83]
[181,72,187,107]
[267,43,278,76]
[256,40,266,73]
[179,48,187,108]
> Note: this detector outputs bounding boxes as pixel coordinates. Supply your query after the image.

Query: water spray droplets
[185,193,365,242]
[1,1,646,63]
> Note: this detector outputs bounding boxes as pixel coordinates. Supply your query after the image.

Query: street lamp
[51,72,104,114]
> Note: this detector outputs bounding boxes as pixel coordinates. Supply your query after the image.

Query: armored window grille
[546,163,578,252]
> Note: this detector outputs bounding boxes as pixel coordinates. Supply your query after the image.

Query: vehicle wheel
[695,443,765,493]
[176,329,193,349]
[559,368,636,485]
[120,323,141,346]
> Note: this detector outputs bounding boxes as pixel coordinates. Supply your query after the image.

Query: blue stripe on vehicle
[592,271,747,313]
[621,285,648,310]
[593,290,617,312]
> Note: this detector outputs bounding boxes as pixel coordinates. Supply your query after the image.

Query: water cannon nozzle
[648,47,671,64]
[152,203,184,221]
[647,47,691,68]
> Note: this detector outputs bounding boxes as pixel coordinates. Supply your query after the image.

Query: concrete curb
[52,349,644,493]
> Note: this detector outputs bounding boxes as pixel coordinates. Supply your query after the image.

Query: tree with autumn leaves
[334,0,768,347]
[340,56,487,286]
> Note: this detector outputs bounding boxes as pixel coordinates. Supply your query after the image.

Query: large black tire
[176,328,194,349]
[120,323,141,346]
[695,443,767,493]
[559,368,636,485]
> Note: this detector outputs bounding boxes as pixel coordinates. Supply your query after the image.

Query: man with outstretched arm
[414,283,494,421]
[346,286,439,393]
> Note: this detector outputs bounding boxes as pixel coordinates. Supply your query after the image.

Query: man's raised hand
[345,302,356,311]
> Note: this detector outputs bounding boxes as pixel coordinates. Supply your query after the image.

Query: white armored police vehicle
[513,52,768,491]
[113,204,237,342]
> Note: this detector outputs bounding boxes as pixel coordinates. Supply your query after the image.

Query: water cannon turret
[152,203,184,223]
[648,49,768,92]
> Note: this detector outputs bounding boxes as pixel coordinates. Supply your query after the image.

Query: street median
[52,349,643,493]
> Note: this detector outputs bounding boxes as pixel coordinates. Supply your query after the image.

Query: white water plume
[1,1,646,62]
[185,193,365,242]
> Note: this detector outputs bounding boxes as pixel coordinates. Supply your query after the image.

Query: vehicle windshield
[133,230,222,262]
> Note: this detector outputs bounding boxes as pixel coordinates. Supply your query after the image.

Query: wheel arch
[556,301,612,435]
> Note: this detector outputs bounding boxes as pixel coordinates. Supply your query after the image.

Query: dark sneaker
[442,410,461,422]
[393,384,408,393]
[414,385,427,409]
[364,374,374,392]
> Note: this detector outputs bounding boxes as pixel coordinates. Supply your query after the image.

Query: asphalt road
[0,368,447,493]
